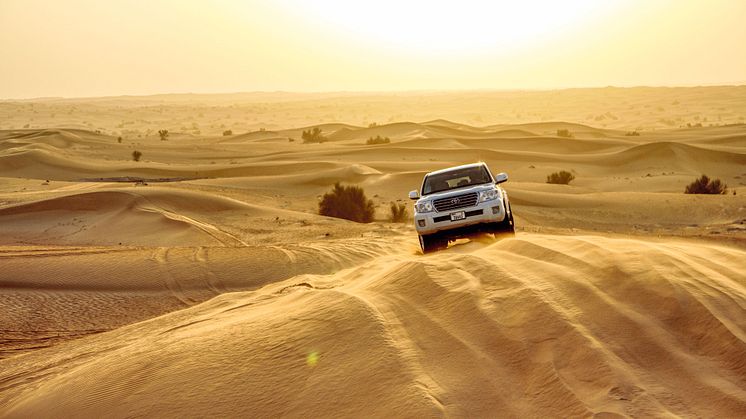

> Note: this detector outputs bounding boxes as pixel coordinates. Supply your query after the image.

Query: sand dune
[0,186,396,247]
[0,189,250,246]
[487,121,615,138]
[0,235,404,361]
[1,235,744,417]
[2,123,744,186]
[598,141,746,171]
[395,136,631,153]
[2,89,746,417]
[3,121,740,242]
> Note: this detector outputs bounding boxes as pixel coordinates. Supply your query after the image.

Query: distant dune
[3,86,746,133]
[2,122,744,243]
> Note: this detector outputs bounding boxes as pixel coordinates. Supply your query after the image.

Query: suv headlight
[479,189,499,202]
[415,200,434,213]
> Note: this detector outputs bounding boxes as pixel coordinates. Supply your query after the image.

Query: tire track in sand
[151,247,192,305]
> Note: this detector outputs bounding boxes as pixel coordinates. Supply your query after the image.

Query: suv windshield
[422,165,493,195]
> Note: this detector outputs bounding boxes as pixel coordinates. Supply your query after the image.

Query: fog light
[418,220,426,227]
[491,206,500,214]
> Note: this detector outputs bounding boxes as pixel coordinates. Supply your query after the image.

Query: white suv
[409,162,515,253]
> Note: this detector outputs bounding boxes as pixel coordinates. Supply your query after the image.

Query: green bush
[366,135,391,145]
[319,183,375,223]
[302,127,327,143]
[132,150,142,162]
[684,174,727,194]
[556,129,574,138]
[389,202,407,223]
[546,170,575,184]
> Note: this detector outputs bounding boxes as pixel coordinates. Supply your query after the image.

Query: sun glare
[279,0,622,56]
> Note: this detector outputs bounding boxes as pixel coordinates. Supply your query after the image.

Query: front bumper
[414,199,506,235]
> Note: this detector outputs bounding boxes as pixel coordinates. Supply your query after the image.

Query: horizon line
[4,82,746,102]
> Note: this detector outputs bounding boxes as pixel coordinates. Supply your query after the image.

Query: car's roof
[425,162,488,176]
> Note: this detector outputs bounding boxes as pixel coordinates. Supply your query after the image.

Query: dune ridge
[0,189,253,246]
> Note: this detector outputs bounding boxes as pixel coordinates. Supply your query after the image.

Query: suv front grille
[433,192,478,212]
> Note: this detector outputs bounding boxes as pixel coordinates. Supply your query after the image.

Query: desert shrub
[318,183,375,223]
[366,135,390,145]
[556,129,574,138]
[132,150,142,162]
[158,129,169,141]
[546,170,575,185]
[389,202,407,223]
[223,130,232,136]
[625,131,640,136]
[684,174,727,194]
[302,127,326,143]
[117,136,122,143]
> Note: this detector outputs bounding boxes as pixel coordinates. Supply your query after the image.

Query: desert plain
[1,87,745,417]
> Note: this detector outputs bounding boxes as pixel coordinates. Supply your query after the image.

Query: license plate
[450,211,465,221]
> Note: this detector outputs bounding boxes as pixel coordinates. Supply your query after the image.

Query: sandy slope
[0,236,405,360]
[1,235,744,417]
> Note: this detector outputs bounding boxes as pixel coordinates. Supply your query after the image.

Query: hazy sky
[1,0,745,98]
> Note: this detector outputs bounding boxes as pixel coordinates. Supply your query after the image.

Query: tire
[419,234,447,254]
[492,202,515,237]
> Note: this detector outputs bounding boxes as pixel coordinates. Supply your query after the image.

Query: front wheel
[419,234,447,254]
[492,202,515,237]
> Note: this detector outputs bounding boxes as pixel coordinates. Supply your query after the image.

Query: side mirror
[494,172,508,184]
[408,190,420,200]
